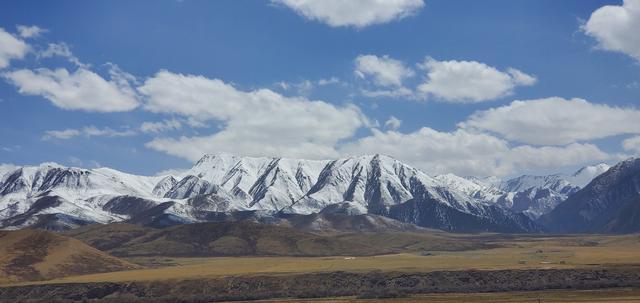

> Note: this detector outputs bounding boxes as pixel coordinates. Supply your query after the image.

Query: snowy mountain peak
[569,163,611,187]
[572,163,610,176]
[3,153,614,233]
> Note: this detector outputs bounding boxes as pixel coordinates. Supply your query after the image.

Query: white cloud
[583,0,640,61]
[82,126,136,137]
[0,145,21,153]
[384,116,402,130]
[318,77,340,86]
[295,79,314,95]
[340,128,609,176]
[416,58,536,103]
[136,73,613,176]
[275,77,341,95]
[38,42,86,68]
[272,0,424,28]
[507,68,537,86]
[275,81,290,90]
[16,25,46,38]
[43,129,81,140]
[361,87,413,98]
[137,72,614,176]
[43,126,136,140]
[355,54,414,87]
[140,119,182,133]
[275,79,314,95]
[3,66,139,112]
[67,156,101,168]
[461,97,640,145]
[139,70,367,161]
[623,136,640,154]
[0,27,29,69]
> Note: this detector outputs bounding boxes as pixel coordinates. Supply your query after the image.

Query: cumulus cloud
[38,42,86,68]
[416,58,536,103]
[43,126,136,140]
[140,119,182,133]
[384,116,402,130]
[275,77,342,95]
[361,87,413,98]
[507,68,537,86]
[43,129,81,140]
[340,128,609,176]
[355,54,414,87]
[16,25,46,38]
[136,72,614,176]
[623,136,640,154]
[461,97,640,145]
[3,66,139,112]
[139,70,367,161]
[272,0,424,28]
[82,126,136,137]
[583,0,640,61]
[0,27,29,69]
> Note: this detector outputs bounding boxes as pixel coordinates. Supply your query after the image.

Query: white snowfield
[0,153,610,229]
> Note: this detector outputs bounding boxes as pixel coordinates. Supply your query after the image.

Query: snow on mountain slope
[290,154,495,216]
[0,163,162,202]
[0,154,558,232]
[152,176,178,197]
[541,158,639,233]
[0,164,17,179]
[180,154,328,207]
[496,164,609,194]
[455,163,611,219]
[435,174,504,203]
[0,163,168,227]
[300,155,418,213]
[566,163,611,187]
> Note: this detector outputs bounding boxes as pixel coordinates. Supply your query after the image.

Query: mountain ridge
[541,157,640,233]
[0,153,615,233]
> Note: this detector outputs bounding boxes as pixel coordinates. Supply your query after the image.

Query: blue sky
[0,0,639,177]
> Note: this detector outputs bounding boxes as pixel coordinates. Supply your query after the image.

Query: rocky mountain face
[0,154,614,233]
[453,164,610,219]
[541,158,640,233]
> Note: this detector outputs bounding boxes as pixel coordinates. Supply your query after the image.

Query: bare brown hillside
[0,229,139,284]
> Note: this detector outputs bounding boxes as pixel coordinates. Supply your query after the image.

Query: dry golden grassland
[24,233,640,285]
[0,230,138,284]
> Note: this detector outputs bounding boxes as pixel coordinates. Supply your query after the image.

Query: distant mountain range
[541,158,640,234]
[1,153,637,233]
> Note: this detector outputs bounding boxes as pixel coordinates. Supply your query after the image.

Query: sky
[0,0,639,177]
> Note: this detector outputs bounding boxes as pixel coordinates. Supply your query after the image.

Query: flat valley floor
[17,233,640,285]
[2,229,640,302]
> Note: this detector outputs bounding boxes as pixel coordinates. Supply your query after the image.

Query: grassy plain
[0,230,138,284]
[22,232,640,285]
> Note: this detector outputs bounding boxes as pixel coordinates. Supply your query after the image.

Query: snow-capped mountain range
[447,163,611,219]
[0,153,610,232]
[541,157,640,234]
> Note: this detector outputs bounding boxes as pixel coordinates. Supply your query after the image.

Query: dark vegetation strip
[2,267,640,303]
